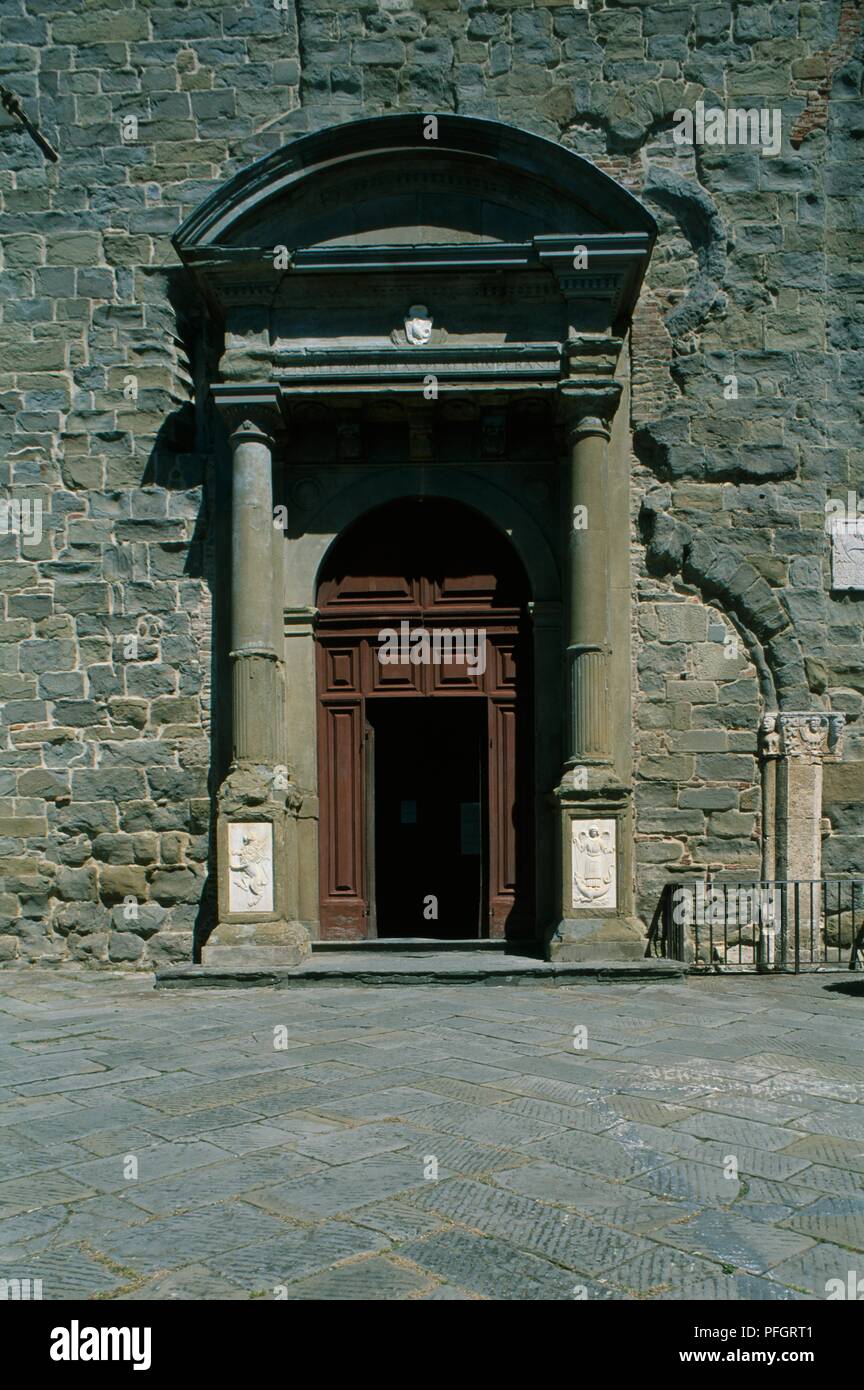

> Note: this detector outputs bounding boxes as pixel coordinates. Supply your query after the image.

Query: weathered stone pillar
[760,711,845,962]
[230,415,285,766]
[550,384,642,962]
[773,712,845,880]
[759,714,780,882]
[203,387,309,968]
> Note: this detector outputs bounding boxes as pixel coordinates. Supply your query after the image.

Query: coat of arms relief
[227,822,274,914]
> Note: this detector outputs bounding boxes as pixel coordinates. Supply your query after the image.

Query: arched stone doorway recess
[172,113,658,965]
[315,499,533,942]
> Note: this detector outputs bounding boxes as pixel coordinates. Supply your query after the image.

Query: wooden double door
[315,500,533,942]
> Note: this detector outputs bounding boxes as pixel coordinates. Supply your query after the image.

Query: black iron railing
[652,879,864,973]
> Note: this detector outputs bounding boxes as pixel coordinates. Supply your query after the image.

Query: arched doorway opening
[315,498,533,942]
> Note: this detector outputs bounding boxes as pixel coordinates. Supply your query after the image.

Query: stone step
[155,954,686,989]
[312,937,510,953]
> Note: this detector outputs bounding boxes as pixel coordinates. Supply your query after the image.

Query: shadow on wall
[133,322,225,962]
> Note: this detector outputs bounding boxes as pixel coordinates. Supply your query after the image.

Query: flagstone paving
[0,968,862,1301]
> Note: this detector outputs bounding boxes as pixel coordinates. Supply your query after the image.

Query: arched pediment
[174,114,656,254]
[178,115,656,392]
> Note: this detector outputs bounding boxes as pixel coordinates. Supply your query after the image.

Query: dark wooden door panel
[316,499,533,942]
[318,700,366,939]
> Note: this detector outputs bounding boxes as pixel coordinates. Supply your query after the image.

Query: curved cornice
[172,113,658,254]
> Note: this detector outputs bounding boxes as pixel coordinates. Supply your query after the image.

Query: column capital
[211,383,284,446]
[557,380,622,441]
[775,711,846,763]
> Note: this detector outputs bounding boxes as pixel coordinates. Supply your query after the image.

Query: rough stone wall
[0,0,862,966]
[633,590,763,927]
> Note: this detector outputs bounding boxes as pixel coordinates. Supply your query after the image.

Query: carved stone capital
[776,711,846,762]
[210,383,284,448]
[557,380,622,442]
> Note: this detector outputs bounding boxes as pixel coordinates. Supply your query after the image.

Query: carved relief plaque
[830,518,864,591]
[571,819,617,910]
[227,821,274,914]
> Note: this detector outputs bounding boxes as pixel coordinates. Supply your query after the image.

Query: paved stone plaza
[1,970,863,1301]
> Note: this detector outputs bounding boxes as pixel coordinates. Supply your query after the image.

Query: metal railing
[651,879,864,973]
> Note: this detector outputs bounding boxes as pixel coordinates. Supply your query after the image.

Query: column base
[202,919,311,968]
[548,914,645,962]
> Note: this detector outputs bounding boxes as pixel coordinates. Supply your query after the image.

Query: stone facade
[0,0,862,967]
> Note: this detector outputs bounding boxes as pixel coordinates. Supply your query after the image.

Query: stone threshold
[155,954,685,989]
[312,937,511,953]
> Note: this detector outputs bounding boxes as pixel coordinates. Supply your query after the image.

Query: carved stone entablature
[563,336,625,378]
[767,711,846,762]
[269,345,563,398]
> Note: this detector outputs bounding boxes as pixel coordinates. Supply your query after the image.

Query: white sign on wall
[571,819,617,910]
[829,518,864,591]
[227,821,274,914]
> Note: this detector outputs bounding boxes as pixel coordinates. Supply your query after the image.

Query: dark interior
[369,698,486,939]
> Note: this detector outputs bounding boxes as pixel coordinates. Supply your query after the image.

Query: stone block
[108,930,145,962]
[98,864,148,902]
[638,755,696,782]
[696,754,757,782]
[673,730,728,752]
[655,604,709,641]
[149,867,204,905]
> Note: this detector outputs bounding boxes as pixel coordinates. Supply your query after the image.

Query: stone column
[551,384,642,962]
[203,388,309,968]
[229,415,285,766]
[761,711,845,964]
[562,401,614,770]
[759,714,783,880]
[774,712,845,880]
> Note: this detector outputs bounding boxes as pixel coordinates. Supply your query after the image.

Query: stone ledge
[156,954,686,989]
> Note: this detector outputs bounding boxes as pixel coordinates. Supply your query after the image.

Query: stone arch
[640,497,812,709]
[642,166,727,340]
[286,466,560,612]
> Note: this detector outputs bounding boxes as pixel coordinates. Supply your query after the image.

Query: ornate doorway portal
[315,499,533,941]
[174,113,657,966]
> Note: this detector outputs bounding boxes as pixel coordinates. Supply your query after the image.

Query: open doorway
[315,497,533,942]
[368,699,486,939]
